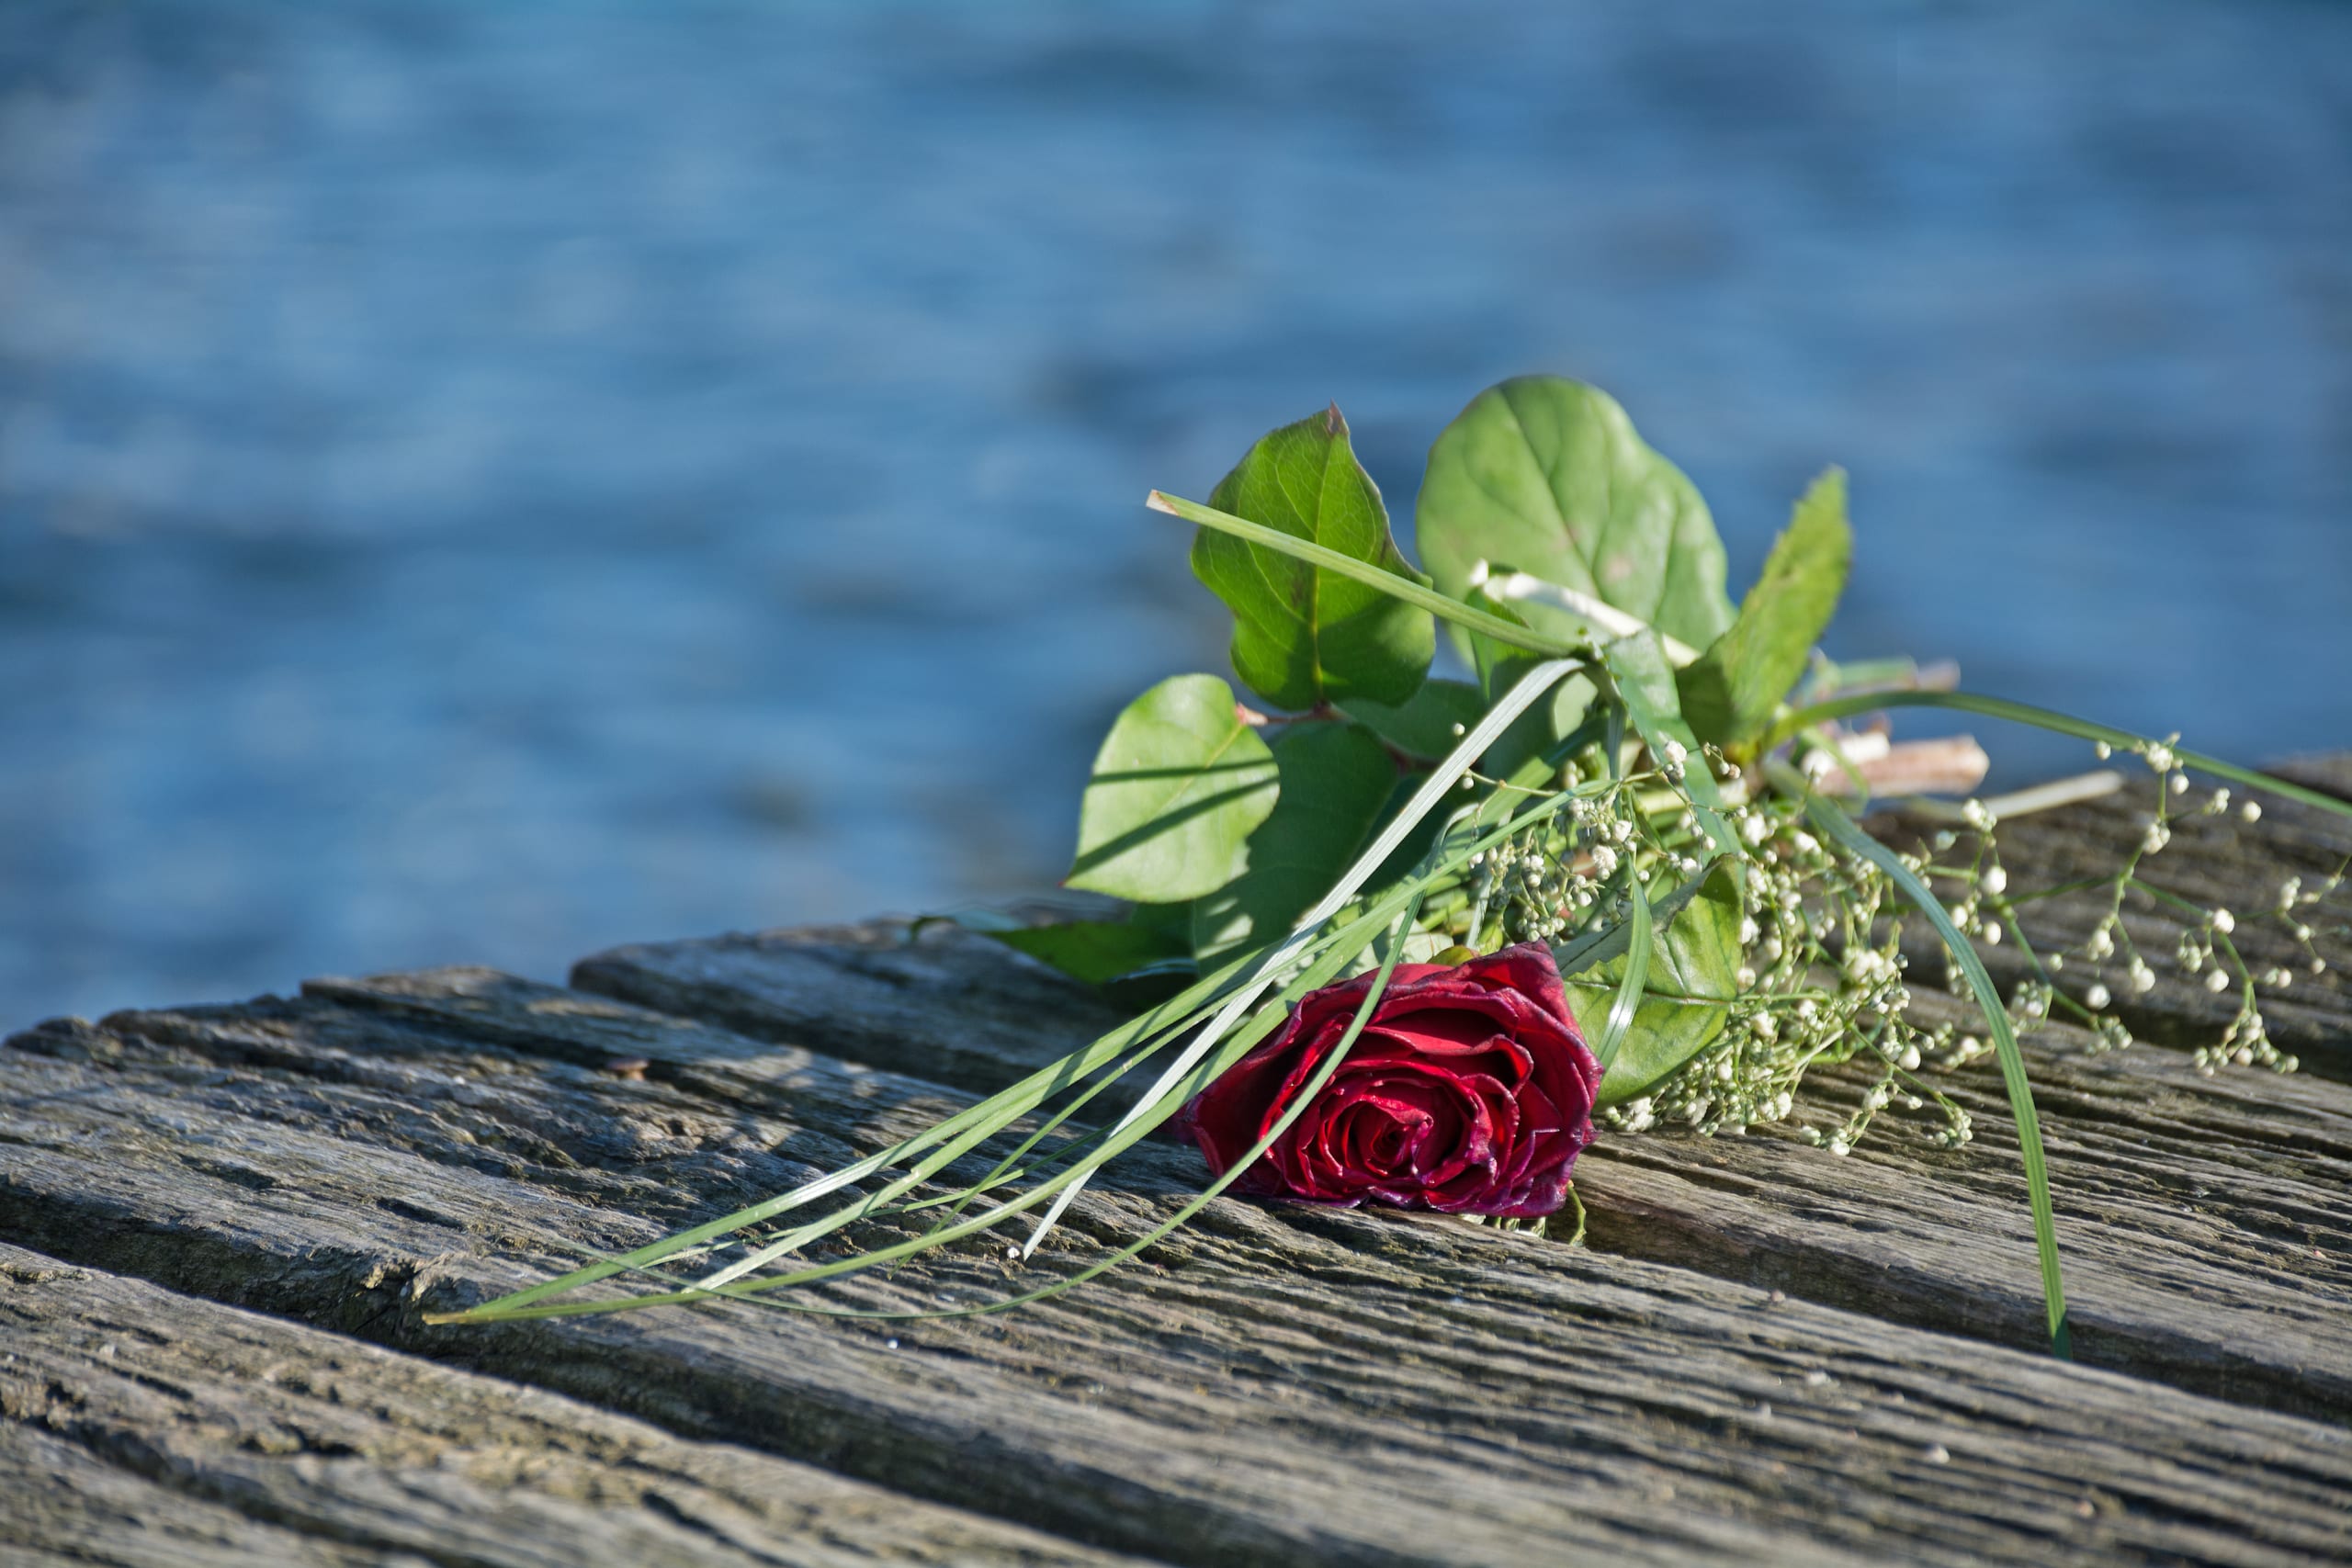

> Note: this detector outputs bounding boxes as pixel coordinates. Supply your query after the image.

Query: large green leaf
[1339,677,1487,761]
[1066,674,1281,902]
[1192,720,1398,963]
[1189,405,1436,712]
[1416,377,1736,660]
[1560,861,1742,1108]
[1678,468,1853,746]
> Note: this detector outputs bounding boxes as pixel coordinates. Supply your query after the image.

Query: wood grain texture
[6,981,2350,1567]
[0,1245,1139,1568]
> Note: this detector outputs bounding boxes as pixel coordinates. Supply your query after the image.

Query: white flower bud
[1979,865,2007,896]
[2242,801,2262,823]
[2085,983,2111,1010]
[2205,968,2230,993]
[2211,908,2234,934]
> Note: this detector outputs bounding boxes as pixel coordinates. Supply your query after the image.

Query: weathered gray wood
[0,1244,1140,1568]
[6,983,2351,1567]
[566,906,2352,1424]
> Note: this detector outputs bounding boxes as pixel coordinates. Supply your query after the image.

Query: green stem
[1766,691,2352,822]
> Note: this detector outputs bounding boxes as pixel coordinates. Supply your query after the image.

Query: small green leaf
[1067,675,1280,902]
[1416,378,1735,661]
[1190,405,1436,712]
[1561,862,1742,1108]
[1678,468,1854,746]
[987,920,1188,987]
[1340,678,1487,761]
[1192,721,1397,963]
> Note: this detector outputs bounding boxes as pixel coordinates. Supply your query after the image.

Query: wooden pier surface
[6,760,2349,1565]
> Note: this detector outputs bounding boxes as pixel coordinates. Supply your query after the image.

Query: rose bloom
[1174,942,1601,1219]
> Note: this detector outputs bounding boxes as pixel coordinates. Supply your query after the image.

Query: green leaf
[1560,862,1742,1108]
[1678,468,1854,746]
[1416,378,1736,662]
[1340,678,1487,761]
[1067,675,1281,901]
[1189,405,1436,712]
[1192,721,1398,963]
[987,920,1188,987]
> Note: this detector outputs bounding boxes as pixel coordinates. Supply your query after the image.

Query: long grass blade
[1148,491,1582,657]
[1589,874,1652,1077]
[443,938,1283,1317]
[1765,691,2352,823]
[1769,757,2072,1357]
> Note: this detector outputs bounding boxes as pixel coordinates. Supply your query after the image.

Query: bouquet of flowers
[435,376,2346,1355]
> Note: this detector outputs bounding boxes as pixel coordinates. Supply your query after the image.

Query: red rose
[1175,942,1600,1219]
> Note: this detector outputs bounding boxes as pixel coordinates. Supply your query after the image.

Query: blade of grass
[1478,567,1702,666]
[445,933,1289,1317]
[1766,756,2072,1358]
[1765,691,2352,823]
[1148,491,1583,658]
[1589,873,1653,1077]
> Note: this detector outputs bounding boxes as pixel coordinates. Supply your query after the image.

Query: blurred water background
[3,1,2348,1026]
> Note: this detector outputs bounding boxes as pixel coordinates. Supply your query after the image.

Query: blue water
[3,1,2348,1026]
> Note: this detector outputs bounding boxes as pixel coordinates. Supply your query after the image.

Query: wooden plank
[0,1245,1142,1568]
[563,856,2352,1423]
[6,986,2350,1567]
